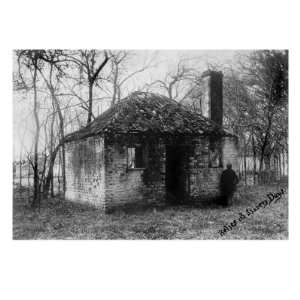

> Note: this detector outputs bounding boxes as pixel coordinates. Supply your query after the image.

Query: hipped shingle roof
[64,92,233,142]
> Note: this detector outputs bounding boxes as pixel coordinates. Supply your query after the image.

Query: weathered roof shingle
[65,92,232,142]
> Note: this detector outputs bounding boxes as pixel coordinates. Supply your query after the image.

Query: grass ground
[13,184,288,240]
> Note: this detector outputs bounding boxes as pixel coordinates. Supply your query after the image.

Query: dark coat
[220,168,238,196]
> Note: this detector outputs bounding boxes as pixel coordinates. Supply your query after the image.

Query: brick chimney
[200,70,223,126]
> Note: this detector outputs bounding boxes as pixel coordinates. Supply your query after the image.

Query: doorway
[165,145,188,204]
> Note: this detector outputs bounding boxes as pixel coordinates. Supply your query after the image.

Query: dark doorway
[166,145,188,204]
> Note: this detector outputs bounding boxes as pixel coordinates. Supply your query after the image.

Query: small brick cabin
[64,71,239,212]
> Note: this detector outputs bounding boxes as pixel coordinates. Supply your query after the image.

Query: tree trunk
[19,156,22,188]
[279,152,282,178]
[58,148,61,194]
[43,143,60,197]
[259,152,264,173]
[264,155,271,184]
[282,150,286,176]
[61,136,66,198]
[32,63,40,208]
[51,92,65,198]
[27,162,30,198]
[50,175,54,197]
[111,65,118,106]
[244,151,247,185]
[87,83,93,124]
[252,134,257,184]
[49,107,55,198]
[27,161,30,186]
[259,111,274,174]
[275,156,279,180]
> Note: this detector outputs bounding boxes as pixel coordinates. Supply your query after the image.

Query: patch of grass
[13,184,288,240]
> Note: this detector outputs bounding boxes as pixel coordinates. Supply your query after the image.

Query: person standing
[220,163,239,207]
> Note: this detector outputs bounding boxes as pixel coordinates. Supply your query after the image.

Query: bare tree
[144,59,199,102]
[35,50,69,198]
[65,50,110,123]
[103,50,157,106]
[223,51,288,183]
[16,50,43,208]
[240,51,288,176]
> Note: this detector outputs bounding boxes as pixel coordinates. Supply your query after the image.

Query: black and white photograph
[2,1,299,300]
[13,49,288,240]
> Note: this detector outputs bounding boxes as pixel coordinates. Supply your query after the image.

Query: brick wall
[104,138,166,211]
[65,136,106,209]
[188,135,239,202]
[64,133,239,210]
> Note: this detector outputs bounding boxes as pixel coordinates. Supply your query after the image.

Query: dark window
[127,146,144,169]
